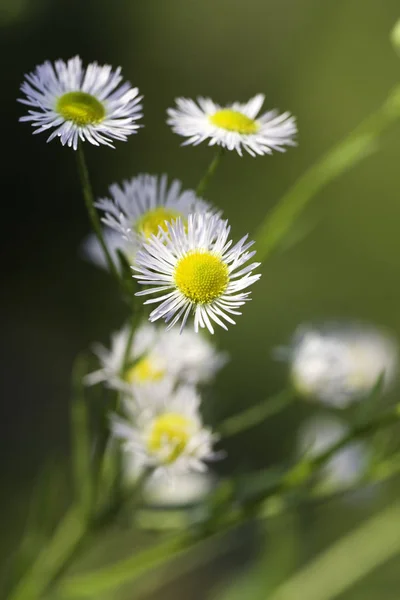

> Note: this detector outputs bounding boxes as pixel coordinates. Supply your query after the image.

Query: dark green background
[2,0,400,598]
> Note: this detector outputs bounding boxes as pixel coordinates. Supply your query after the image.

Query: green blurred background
[2,0,400,597]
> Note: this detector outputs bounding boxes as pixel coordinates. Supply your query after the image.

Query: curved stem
[196,147,224,197]
[76,145,120,282]
[284,403,400,489]
[122,309,142,371]
[255,84,400,262]
[219,389,295,439]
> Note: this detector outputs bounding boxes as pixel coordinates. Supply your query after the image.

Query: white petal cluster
[111,383,217,478]
[134,212,261,334]
[167,94,297,157]
[19,55,143,149]
[284,322,398,407]
[86,322,228,390]
[95,173,216,247]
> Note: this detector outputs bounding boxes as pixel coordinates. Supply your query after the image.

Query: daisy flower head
[95,174,217,251]
[134,213,261,334]
[19,55,143,149]
[85,322,228,390]
[167,94,297,157]
[279,321,398,408]
[111,383,218,478]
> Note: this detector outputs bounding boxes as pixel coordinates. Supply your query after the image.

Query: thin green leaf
[9,509,85,600]
[59,533,189,598]
[268,502,400,600]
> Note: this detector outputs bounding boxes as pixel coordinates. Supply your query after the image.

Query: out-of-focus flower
[391,18,400,53]
[95,174,216,251]
[280,322,398,407]
[167,94,297,157]
[85,321,228,389]
[124,455,214,507]
[134,213,261,334]
[111,384,217,478]
[19,55,142,149]
[298,415,370,489]
[82,227,136,272]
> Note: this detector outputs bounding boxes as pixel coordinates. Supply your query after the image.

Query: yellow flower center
[56,91,106,126]
[136,207,183,239]
[209,109,258,134]
[147,413,193,464]
[124,356,165,384]
[174,251,229,304]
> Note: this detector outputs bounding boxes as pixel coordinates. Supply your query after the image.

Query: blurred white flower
[124,455,214,507]
[19,55,142,149]
[95,174,216,251]
[298,415,370,489]
[111,384,217,478]
[81,227,136,272]
[143,471,214,507]
[167,94,297,157]
[281,322,398,407]
[134,213,261,334]
[85,321,228,389]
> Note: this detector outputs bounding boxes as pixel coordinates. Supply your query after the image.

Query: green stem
[56,403,400,599]
[314,405,400,468]
[284,403,400,488]
[254,84,400,262]
[122,310,141,372]
[76,144,120,281]
[196,147,224,197]
[71,355,93,520]
[219,389,295,439]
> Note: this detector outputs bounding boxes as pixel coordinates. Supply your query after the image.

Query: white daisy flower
[134,213,261,334]
[82,227,137,272]
[18,55,143,150]
[85,321,228,389]
[298,416,370,490]
[95,174,216,250]
[111,384,217,478]
[280,322,398,408]
[167,94,297,157]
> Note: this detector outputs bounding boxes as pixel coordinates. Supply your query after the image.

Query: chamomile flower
[19,55,142,149]
[167,94,297,157]
[82,227,137,272]
[85,321,227,389]
[111,383,217,478]
[298,416,370,490]
[280,322,398,408]
[95,174,216,249]
[134,213,261,334]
